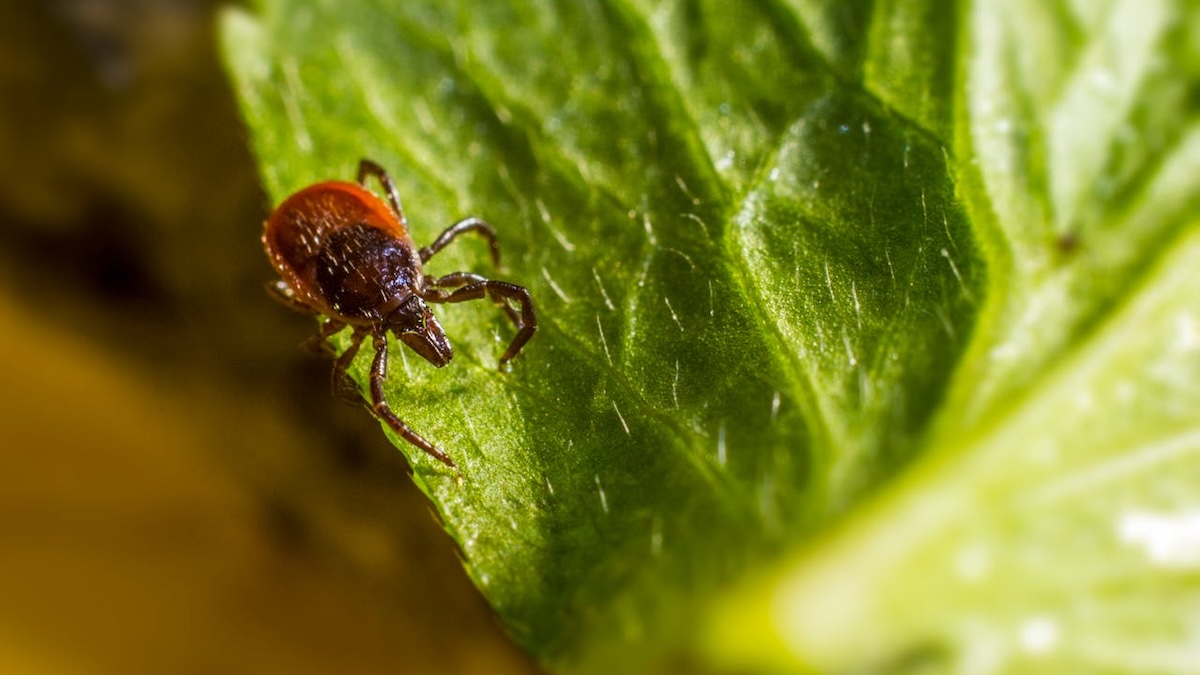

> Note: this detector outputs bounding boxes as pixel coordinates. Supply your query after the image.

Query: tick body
[263,159,536,472]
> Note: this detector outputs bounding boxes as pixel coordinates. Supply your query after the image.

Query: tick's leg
[330,328,368,403]
[419,217,501,268]
[427,272,521,326]
[422,280,536,368]
[302,318,348,357]
[368,334,459,471]
[356,159,407,228]
[269,281,345,354]
[266,280,317,313]
[429,271,485,288]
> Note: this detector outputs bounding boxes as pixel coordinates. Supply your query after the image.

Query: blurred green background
[0,2,534,673]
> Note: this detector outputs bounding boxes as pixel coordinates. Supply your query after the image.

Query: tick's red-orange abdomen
[263,180,422,321]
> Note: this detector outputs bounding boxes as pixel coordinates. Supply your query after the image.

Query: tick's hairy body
[263,159,536,472]
[267,181,426,323]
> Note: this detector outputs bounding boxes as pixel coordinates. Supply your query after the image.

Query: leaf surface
[222,0,1200,672]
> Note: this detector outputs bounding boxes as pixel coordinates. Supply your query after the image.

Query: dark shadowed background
[0,2,535,672]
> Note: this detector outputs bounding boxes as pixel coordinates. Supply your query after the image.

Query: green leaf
[221,0,1200,673]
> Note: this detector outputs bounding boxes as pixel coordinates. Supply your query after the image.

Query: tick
[263,158,536,472]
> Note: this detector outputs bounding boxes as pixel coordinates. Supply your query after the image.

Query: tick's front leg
[419,218,501,267]
[329,328,367,403]
[419,279,536,368]
[356,158,407,228]
[367,334,460,473]
[301,318,348,357]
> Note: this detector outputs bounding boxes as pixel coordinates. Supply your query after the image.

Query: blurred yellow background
[0,2,535,673]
